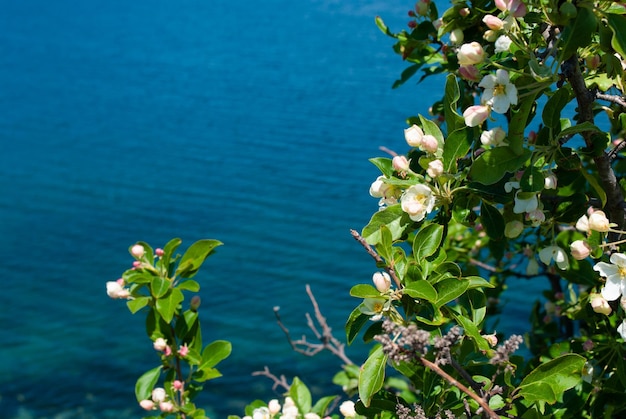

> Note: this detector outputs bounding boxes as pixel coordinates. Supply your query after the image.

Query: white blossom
[539,245,569,270]
[479,69,518,114]
[513,191,538,214]
[594,252,626,301]
[494,35,513,53]
[401,184,436,222]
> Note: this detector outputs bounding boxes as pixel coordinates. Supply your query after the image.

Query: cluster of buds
[139,387,175,413]
[242,396,356,419]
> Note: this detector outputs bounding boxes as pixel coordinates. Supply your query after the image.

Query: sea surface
[0,1,538,418]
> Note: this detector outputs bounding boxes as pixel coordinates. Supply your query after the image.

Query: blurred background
[0,1,530,418]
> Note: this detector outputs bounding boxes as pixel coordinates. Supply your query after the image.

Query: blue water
[0,1,537,418]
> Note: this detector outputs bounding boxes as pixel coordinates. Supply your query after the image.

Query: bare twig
[252,366,291,392]
[274,284,354,366]
[419,357,499,419]
[350,229,402,289]
[596,92,626,108]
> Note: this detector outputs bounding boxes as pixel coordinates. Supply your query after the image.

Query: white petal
[495,69,510,84]
[601,275,623,300]
[618,320,626,340]
[479,74,496,89]
[594,261,619,278]
[538,247,554,265]
[610,252,626,267]
[491,95,510,114]
[506,84,518,105]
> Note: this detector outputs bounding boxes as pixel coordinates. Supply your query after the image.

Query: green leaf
[376,225,393,263]
[469,146,532,185]
[434,277,469,307]
[581,170,607,207]
[369,157,393,178]
[508,84,541,155]
[559,6,596,62]
[465,276,495,289]
[176,239,223,279]
[403,280,438,302]
[127,296,151,314]
[449,309,491,352]
[358,345,387,407]
[155,288,184,323]
[443,127,472,172]
[200,340,232,370]
[480,202,504,241]
[375,16,394,37]
[346,304,371,345]
[311,395,338,417]
[413,223,444,261]
[289,377,312,414]
[556,121,602,142]
[419,114,444,147]
[542,88,571,129]
[518,354,585,404]
[177,280,200,292]
[350,284,381,298]
[392,63,422,89]
[443,74,464,132]
[135,366,162,402]
[160,237,182,275]
[151,276,171,298]
[362,204,412,246]
[606,14,626,58]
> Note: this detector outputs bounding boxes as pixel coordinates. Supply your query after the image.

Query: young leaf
[362,204,412,246]
[127,296,151,314]
[518,353,585,404]
[346,304,371,345]
[311,395,338,417]
[434,277,469,307]
[443,127,472,172]
[403,280,438,302]
[200,340,232,370]
[176,239,223,279]
[412,223,444,261]
[350,284,381,298]
[469,146,532,185]
[155,288,184,323]
[289,377,312,415]
[135,366,162,402]
[358,345,388,407]
[151,276,171,298]
[480,202,504,241]
[542,87,571,130]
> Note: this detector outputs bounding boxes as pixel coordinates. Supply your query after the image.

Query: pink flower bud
[372,272,391,293]
[178,343,189,357]
[392,155,410,172]
[482,14,504,30]
[408,20,417,29]
[457,42,485,66]
[459,7,470,17]
[155,248,164,257]
[420,134,439,154]
[590,295,612,315]
[495,0,526,17]
[482,333,498,347]
[159,401,175,413]
[463,105,490,127]
[131,244,145,259]
[132,260,141,268]
[570,240,591,260]
[172,380,184,391]
[106,281,130,299]
[582,339,594,351]
[190,295,201,312]
[459,65,480,82]
[139,399,155,410]
[426,159,444,178]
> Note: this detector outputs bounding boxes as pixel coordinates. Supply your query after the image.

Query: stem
[350,229,402,289]
[419,357,499,419]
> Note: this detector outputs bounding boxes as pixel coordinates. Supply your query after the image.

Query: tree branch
[350,229,402,289]
[251,366,291,392]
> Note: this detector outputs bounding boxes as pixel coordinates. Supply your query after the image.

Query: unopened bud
[590,294,612,315]
[131,244,145,259]
[190,295,201,312]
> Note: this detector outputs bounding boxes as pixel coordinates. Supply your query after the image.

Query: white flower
[539,245,569,270]
[268,399,281,415]
[513,191,538,214]
[106,280,130,299]
[594,252,626,301]
[618,320,626,340]
[282,397,299,418]
[373,271,391,293]
[420,134,439,154]
[494,35,513,53]
[360,297,388,321]
[479,69,518,114]
[392,155,410,172]
[151,388,167,403]
[482,14,504,30]
[404,124,424,147]
[504,180,520,193]
[480,127,507,147]
[588,210,610,232]
[339,400,356,418]
[427,159,444,178]
[369,176,399,207]
[304,414,321,419]
[401,184,436,222]
[252,407,270,419]
[139,400,155,411]
[576,214,590,233]
[159,401,174,413]
[153,337,168,352]
[570,240,591,260]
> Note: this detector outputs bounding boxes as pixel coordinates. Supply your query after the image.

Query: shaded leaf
[358,346,387,407]
[518,354,585,404]
[469,146,532,185]
[413,223,444,261]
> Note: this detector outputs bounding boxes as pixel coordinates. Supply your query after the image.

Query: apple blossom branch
[350,229,403,289]
[251,366,291,392]
[273,284,354,366]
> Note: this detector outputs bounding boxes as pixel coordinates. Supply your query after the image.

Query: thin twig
[251,366,291,392]
[596,92,626,108]
[273,285,354,365]
[350,229,402,289]
[419,357,500,419]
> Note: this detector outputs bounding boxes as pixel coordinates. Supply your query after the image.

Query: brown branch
[273,285,354,366]
[419,357,499,419]
[251,366,291,392]
[350,229,402,289]
[564,56,626,231]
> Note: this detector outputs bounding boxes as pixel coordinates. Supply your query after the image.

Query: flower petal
[601,275,623,300]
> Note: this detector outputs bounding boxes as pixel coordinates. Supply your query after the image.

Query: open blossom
[526,208,545,226]
[457,42,485,65]
[479,69,518,114]
[513,191,538,214]
[618,320,626,340]
[463,104,490,127]
[153,337,168,352]
[404,124,424,147]
[494,35,513,53]
[539,245,569,270]
[594,252,626,301]
[401,184,436,222]
[253,407,270,419]
[369,176,399,207]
